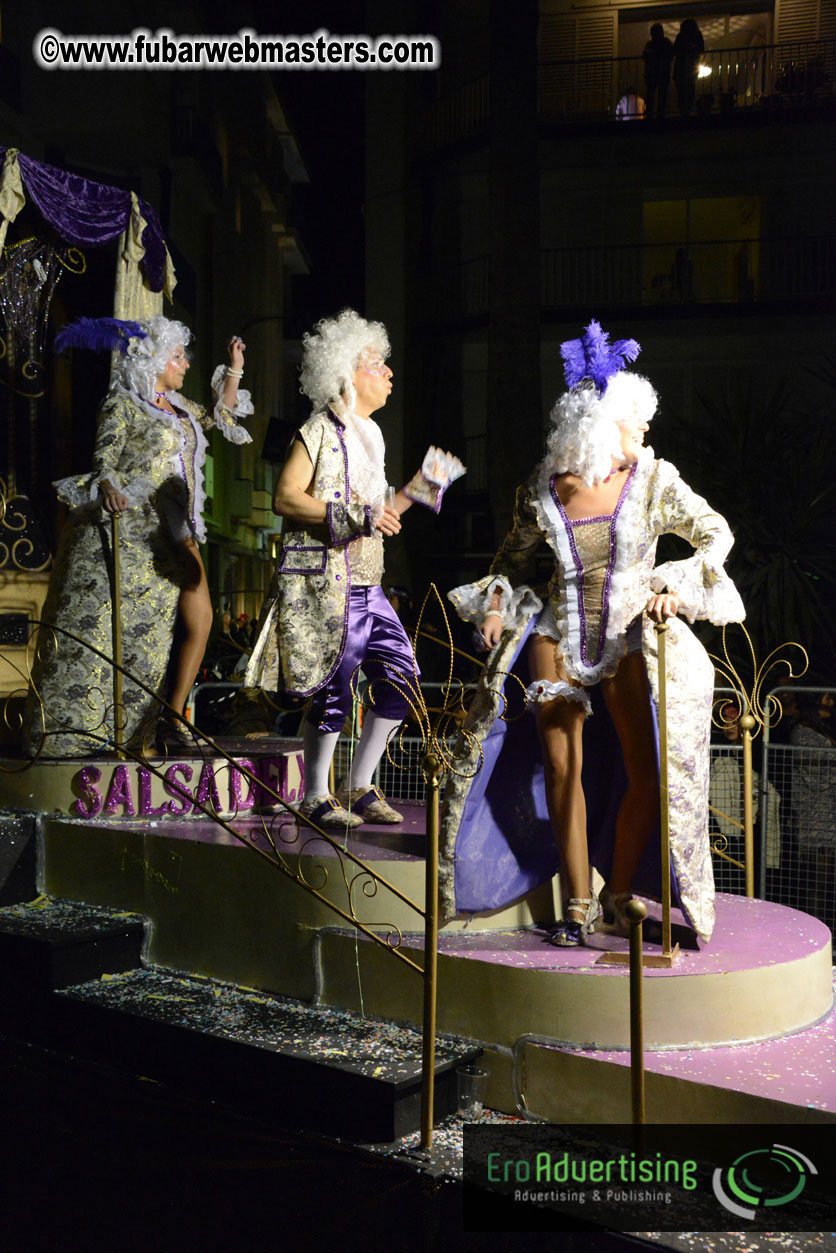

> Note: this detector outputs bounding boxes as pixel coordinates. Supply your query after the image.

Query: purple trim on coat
[570,514,612,526]
[277,545,328,575]
[335,417,352,505]
[549,466,636,667]
[599,464,637,650]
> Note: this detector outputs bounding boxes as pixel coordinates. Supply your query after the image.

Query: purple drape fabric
[1,148,166,291]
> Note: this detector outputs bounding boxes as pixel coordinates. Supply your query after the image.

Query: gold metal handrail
[17,576,478,1150]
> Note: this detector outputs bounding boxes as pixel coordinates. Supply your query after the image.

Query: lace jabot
[341,411,387,505]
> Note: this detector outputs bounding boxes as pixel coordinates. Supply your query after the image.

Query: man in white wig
[246,308,465,828]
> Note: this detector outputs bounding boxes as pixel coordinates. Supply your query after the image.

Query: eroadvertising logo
[712,1144,817,1220]
[463,1124,835,1233]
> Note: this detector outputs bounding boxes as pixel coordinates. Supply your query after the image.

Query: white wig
[113,316,192,402]
[546,372,657,487]
[299,308,390,416]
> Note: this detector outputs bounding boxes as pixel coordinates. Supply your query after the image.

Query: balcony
[420,38,836,150]
[539,37,836,123]
[541,238,836,311]
[427,238,835,322]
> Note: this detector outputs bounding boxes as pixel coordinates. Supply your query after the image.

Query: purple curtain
[0,148,166,291]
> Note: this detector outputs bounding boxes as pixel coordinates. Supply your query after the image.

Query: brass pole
[654,622,672,956]
[111,513,124,757]
[626,898,647,1127]
[739,711,756,897]
[420,750,441,1150]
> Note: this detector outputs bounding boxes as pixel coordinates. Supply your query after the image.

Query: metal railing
[419,75,491,150]
[541,237,836,310]
[539,36,836,122]
[428,237,834,320]
[760,686,836,932]
[15,539,476,1149]
[419,39,836,149]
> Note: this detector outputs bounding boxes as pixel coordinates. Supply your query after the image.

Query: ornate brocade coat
[244,410,375,699]
[23,387,251,757]
[444,448,745,942]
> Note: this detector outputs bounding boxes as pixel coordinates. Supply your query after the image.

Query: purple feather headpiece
[54,317,147,356]
[560,320,641,393]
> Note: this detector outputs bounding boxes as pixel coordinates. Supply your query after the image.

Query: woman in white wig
[23,316,253,755]
[246,307,465,829]
[445,321,744,946]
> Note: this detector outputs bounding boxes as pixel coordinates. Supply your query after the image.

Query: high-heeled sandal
[548,896,600,947]
[595,886,633,937]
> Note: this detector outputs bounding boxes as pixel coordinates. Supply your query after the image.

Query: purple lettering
[229,759,258,813]
[137,766,167,817]
[194,762,223,812]
[102,764,136,816]
[70,765,103,818]
[163,763,193,816]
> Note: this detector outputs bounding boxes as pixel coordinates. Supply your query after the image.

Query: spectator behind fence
[790,691,836,928]
[616,90,646,121]
[643,23,675,119]
[673,18,705,117]
[709,702,780,874]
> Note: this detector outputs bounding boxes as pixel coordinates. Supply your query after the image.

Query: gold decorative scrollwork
[707,623,808,895]
[0,480,52,572]
[709,623,808,739]
[57,246,87,275]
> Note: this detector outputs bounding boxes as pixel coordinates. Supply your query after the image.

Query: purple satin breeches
[309,585,420,732]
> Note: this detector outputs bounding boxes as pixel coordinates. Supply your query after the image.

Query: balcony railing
[427,238,835,319]
[540,37,836,122]
[421,75,491,150]
[541,238,836,309]
[419,38,836,149]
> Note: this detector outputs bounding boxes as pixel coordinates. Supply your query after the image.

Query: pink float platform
[1,755,833,1124]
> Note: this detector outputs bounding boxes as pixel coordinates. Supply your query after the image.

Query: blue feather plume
[560,320,641,392]
[54,317,147,356]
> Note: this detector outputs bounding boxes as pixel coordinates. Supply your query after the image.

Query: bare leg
[169,538,213,717]
[600,650,660,894]
[528,634,589,914]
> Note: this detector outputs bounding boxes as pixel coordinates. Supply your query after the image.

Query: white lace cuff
[525,680,592,716]
[403,445,466,513]
[211,364,254,444]
[211,364,255,417]
[448,574,543,632]
[53,474,97,509]
[53,472,155,511]
[650,557,745,625]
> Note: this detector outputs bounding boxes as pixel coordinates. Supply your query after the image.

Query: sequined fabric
[568,519,611,662]
[347,534,384,586]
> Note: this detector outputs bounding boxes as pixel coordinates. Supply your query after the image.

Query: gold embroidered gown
[23,386,251,756]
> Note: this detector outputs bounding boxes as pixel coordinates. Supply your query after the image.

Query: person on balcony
[643,23,675,119]
[23,317,252,757]
[245,308,465,830]
[674,18,705,116]
[443,321,745,947]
